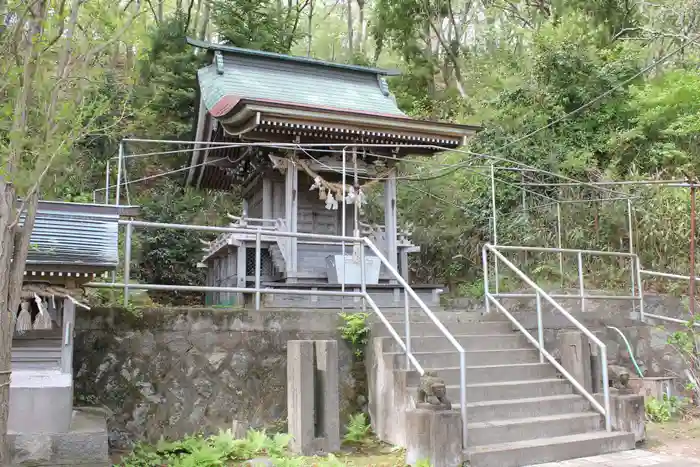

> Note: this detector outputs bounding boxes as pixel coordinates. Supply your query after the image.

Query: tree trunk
[198,0,210,41]
[306,0,313,56]
[157,0,163,22]
[0,184,16,465]
[193,0,203,38]
[346,0,354,53]
[1,0,46,456]
[356,0,365,52]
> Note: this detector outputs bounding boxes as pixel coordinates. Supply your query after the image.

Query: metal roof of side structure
[19,200,119,275]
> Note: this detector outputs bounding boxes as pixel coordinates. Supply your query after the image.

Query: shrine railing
[84,219,470,449]
[482,244,615,433]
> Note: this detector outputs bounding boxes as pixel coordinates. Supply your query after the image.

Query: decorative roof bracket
[215,51,225,75]
[377,76,390,97]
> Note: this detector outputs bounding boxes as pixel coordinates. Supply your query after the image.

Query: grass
[645,414,700,459]
[293,441,404,466]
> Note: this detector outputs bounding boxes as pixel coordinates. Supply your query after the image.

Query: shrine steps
[367,311,636,467]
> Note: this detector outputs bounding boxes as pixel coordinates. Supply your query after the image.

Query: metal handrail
[490,244,641,314]
[493,245,637,257]
[638,268,700,326]
[362,237,469,449]
[95,220,469,447]
[483,244,612,432]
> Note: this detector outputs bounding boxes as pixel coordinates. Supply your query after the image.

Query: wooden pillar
[61,298,75,375]
[384,171,398,273]
[285,159,298,281]
[262,178,273,220]
[188,97,209,187]
[399,249,410,282]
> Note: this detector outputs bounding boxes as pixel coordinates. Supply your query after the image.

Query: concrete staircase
[367,310,635,467]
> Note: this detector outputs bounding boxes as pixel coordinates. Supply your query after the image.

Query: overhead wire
[94,156,229,192]
[116,29,700,200]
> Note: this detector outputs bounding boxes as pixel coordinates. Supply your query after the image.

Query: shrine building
[184,38,479,308]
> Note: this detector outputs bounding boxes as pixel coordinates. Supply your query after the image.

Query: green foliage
[414,459,432,467]
[132,12,206,143]
[343,413,372,444]
[645,394,688,423]
[118,429,377,466]
[211,0,306,53]
[119,429,294,466]
[133,179,239,305]
[338,312,370,358]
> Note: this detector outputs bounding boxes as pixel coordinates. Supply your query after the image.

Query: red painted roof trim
[206,95,411,120]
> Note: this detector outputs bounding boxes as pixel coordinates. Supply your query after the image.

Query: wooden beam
[60,298,75,375]
[187,97,209,186]
[285,158,298,281]
[262,178,272,219]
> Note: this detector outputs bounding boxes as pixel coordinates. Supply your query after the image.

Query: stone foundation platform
[10,408,109,466]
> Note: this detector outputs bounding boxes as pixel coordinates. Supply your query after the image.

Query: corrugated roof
[19,201,119,271]
[197,50,407,119]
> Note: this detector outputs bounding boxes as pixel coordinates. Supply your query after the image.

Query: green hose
[606,325,644,378]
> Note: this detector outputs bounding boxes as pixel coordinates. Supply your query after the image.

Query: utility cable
[94,156,228,192]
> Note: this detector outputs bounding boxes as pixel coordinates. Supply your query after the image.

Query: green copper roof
[187,38,400,76]
[188,38,407,118]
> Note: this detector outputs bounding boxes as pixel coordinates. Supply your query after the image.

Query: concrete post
[287,340,340,455]
[596,391,646,443]
[315,340,340,452]
[559,330,592,393]
[405,409,463,467]
[287,340,314,454]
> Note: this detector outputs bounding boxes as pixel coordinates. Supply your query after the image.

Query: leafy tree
[211,0,308,53]
[134,179,240,305]
[133,13,206,144]
[0,0,137,459]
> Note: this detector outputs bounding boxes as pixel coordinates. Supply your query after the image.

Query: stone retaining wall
[73,308,356,449]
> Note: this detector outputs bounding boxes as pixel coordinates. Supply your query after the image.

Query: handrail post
[116,141,123,206]
[601,345,611,431]
[577,252,585,313]
[627,199,636,314]
[105,160,110,204]
[255,229,262,310]
[536,291,544,363]
[490,164,499,294]
[557,202,563,286]
[124,222,132,305]
[460,350,468,450]
[482,246,490,314]
[360,242,366,312]
[636,256,645,321]
[404,289,411,370]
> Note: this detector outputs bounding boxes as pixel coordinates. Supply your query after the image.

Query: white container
[326,254,381,285]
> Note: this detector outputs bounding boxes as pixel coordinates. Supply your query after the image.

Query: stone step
[402,363,557,386]
[466,412,602,447]
[388,348,541,367]
[368,311,488,323]
[382,334,529,352]
[456,394,592,423]
[372,321,513,337]
[465,431,636,467]
[408,378,572,403]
